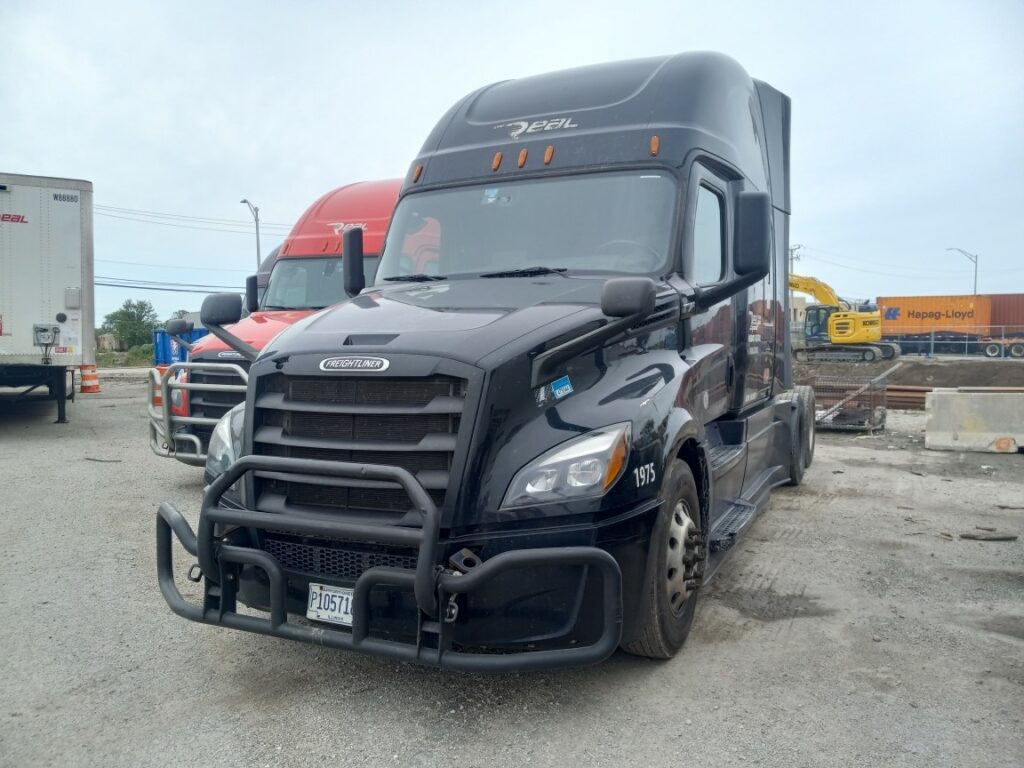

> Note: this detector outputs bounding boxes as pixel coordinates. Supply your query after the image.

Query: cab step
[708,500,757,553]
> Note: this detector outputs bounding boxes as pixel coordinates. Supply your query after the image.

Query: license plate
[306,582,354,626]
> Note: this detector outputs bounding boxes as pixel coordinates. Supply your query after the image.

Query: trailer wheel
[1010,344,1024,359]
[795,385,816,469]
[984,343,1003,358]
[622,459,703,659]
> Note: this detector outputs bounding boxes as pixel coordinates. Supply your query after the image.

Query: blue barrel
[152,328,209,365]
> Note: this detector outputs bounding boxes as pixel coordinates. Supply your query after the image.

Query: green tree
[101,299,160,348]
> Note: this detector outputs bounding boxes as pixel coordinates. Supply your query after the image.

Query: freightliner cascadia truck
[157,53,814,669]
[150,179,401,464]
[0,173,95,422]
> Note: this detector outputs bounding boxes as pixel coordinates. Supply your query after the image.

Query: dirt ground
[0,384,1021,767]
[797,357,1024,388]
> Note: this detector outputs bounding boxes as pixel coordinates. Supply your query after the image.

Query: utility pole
[788,243,803,275]
[241,199,261,271]
[945,247,978,295]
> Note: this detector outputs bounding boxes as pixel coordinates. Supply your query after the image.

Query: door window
[693,186,724,285]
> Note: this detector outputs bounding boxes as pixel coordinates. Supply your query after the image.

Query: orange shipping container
[877,294,992,335]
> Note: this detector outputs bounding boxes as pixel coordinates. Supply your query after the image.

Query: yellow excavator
[790,274,900,362]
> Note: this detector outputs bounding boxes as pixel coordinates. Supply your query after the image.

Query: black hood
[260,276,611,365]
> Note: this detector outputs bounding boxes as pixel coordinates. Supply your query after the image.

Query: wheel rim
[665,500,700,615]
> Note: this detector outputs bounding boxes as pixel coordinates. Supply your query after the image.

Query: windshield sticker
[482,188,499,205]
[551,375,574,400]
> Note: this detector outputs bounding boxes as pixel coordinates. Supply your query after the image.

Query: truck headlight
[204,404,246,507]
[501,423,631,509]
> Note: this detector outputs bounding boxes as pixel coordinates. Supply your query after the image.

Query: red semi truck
[150,179,401,464]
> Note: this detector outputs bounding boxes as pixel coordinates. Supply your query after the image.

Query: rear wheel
[984,343,1003,358]
[795,384,816,468]
[622,459,704,659]
[1010,344,1024,359]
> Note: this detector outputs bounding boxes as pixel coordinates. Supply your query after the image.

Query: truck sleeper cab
[149,179,401,465]
[157,53,814,670]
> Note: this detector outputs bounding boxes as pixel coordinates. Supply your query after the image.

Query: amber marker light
[492,152,503,171]
[650,135,661,156]
[603,430,630,490]
[544,145,555,165]
[517,148,528,168]
[412,164,423,183]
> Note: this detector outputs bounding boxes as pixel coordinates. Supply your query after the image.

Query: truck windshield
[261,255,379,310]
[375,171,677,282]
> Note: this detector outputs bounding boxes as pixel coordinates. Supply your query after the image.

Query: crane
[790,274,900,362]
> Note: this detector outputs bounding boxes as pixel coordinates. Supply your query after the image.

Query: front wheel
[622,459,704,659]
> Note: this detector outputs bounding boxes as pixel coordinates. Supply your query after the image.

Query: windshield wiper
[381,274,447,282]
[479,266,568,278]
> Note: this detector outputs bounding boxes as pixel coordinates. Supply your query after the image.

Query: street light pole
[240,199,261,271]
[945,247,978,295]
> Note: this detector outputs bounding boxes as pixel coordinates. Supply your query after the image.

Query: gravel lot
[1,382,1021,767]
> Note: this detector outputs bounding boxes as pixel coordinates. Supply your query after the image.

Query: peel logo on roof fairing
[319,356,390,372]
[494,116,579,139]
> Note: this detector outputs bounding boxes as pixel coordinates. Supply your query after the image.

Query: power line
[95,203,292,228]
[95,282,242,294]
[96,210,291,235]
[96,275,241,289]
[96,258,252,273]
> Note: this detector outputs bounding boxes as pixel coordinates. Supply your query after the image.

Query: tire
[621,459,704,659]
[1010,344,1024,359]
[984,343,1003,359]
[785,403,807,486]
[794,384,816,469]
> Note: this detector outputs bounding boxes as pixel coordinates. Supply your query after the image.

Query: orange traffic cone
[80,364,101,393]
[152,364,168,406]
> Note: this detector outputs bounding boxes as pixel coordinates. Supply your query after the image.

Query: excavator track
[794,344,893,363]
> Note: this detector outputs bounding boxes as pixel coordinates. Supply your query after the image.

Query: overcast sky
[3,0,1022,322]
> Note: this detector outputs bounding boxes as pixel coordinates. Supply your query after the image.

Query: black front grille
[189,361,250,421]
[261,533,417,580]
[252,374,466,514]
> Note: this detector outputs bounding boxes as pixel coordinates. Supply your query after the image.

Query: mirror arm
[530,313,643,389]
[694,271,764,310]
[168,334,194,353]
[205,323,259,362]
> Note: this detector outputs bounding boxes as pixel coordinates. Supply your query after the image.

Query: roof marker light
[492,152,503,171]
[517,148,528,168]
[650,135,660,156]
[412,165,423,183]
[544,145,554,165]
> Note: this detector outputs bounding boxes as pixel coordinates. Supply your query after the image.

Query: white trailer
[0,173,94,422]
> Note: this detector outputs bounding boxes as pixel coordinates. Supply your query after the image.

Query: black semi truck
[157,52,814,670]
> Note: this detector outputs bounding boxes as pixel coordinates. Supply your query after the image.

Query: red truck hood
[190,310,313,357]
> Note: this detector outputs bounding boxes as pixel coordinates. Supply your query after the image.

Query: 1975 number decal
[633,463,656,487]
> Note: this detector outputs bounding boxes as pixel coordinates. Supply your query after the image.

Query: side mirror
[200,293,258,362]
[165,318,193,336]
[343,228,365,297]
[601,277,656,318]
[245,274,259,313]
[694,191,772,309]
[734,191,771,277]
[201,293,243,327]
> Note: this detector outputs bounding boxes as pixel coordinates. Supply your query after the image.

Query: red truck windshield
[261,256,380,310]
[375,171,677,281]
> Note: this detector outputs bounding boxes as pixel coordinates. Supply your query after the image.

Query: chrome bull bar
[147,361,249,466]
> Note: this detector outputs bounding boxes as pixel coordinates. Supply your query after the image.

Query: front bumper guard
[148,362,249,465]
[156,455,623,671]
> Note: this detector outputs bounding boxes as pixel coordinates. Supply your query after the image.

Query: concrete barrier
[925,389,1023,453]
